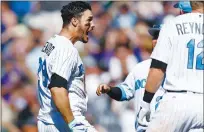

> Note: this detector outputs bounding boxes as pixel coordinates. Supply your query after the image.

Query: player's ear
[71,17,79,27]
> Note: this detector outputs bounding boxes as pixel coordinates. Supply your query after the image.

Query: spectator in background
[133,21,152,61]
[2,98,21,132]
[109,41,138,82]
[99,29,118,70]
[1,56,24,102]
[85,56,107,101]
[16,83,39,132]
[91,1,105,17]
[134,2,163,26]
[25,20,45,75]
[1,1,17,49]
[2,24,36,84]
[156,2,179,24]
[112,3,137,29]
[9,1,32,22]
[84,55,110,132]
[84,10,113,65]
[83,55,122,132]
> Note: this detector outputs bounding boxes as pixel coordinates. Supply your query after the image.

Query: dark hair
[114,43,130,53]
[61,1,92,27]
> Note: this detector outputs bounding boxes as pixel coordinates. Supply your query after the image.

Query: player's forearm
[143,68,164,103]
[50,87,74,123]
[143,59,167,103]
[146,68,164,93]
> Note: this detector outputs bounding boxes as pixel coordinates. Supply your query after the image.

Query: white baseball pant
[146,91,203,132]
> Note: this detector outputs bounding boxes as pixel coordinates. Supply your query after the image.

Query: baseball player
[96,25,165,132]
[37,2,97,132]
[138,1,203,132]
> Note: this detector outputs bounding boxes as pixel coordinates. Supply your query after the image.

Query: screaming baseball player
[37,2,97,132]
[96,24,165,132]
[138,1,203,132]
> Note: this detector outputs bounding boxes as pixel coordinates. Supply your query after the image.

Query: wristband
[68,119,77,129]
[107,87,122,101]
[143,90,155,103]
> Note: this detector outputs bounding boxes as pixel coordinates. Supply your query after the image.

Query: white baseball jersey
[151,13,203,93]
[37,34,88,125]
[146,13,204,132]
[116,59,165,131]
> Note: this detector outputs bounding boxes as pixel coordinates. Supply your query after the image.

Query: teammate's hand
[96,84,111,96]
[137,100,151,127]
[68,119,87,132]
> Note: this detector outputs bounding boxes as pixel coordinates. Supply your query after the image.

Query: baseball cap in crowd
[174,1,192,13]
[148,25,162,40]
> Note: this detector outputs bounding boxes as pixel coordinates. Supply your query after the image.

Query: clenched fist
[96,84,111,96]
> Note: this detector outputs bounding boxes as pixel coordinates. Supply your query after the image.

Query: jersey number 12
[187,39,204,70]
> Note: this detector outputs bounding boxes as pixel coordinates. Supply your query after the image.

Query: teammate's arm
[96,85,123,101]
[143,59,166,103]
[144,22,171,103]
[96,71,135,101]
[138,22,171,126]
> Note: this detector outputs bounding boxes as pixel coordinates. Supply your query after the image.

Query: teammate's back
[152,12,203,93]
[140,2,204,131]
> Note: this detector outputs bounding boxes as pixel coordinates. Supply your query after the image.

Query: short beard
[77,25,88,43]
[81,31,88,43]
[81,38,88,43]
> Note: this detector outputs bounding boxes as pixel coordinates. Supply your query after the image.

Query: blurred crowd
[1,1,180,132]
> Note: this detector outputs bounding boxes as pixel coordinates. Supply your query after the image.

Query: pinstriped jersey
[37,34,87,124]
[116,59,165,131]
[151,13,203,93]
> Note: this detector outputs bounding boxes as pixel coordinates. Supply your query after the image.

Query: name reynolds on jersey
[42,42,55,56]
[176,22,203,35]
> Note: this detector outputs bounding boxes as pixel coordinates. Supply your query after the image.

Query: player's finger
[96,85,102,96]
[96,88,100,96]
[101,85,107,93]
[100,85,107,94]
[101,84,109,93]
[101,88,106,93]
[100,85,105,94]
[137,109,150,127]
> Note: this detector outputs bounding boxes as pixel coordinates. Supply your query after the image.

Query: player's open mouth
[86,31,89,37]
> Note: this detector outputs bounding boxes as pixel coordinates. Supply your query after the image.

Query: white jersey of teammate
[151,13,203,93]
[147,13,203,131]
[37,35,93,131]
[116,59,165,131]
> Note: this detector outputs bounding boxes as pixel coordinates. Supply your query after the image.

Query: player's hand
[96,84,111,96]
[137,100,151,127]
[68,119,87,132]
